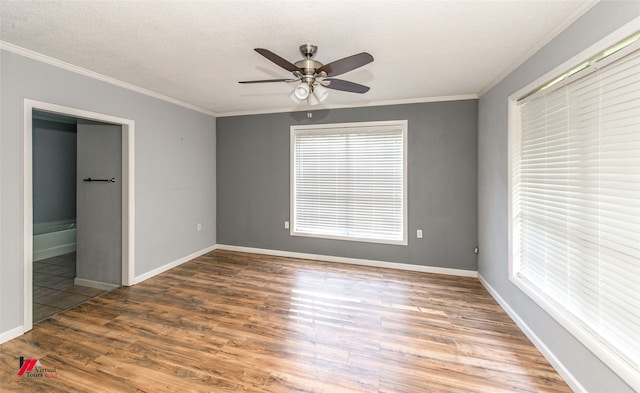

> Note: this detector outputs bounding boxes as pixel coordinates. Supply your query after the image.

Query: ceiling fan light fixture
[312,84,329,102]
[289,89,301,104]
[293,83,310,100]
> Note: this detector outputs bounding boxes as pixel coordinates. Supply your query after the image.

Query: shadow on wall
[289,109,331,122]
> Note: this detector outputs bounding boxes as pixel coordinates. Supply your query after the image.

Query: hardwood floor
[0,250,571,392]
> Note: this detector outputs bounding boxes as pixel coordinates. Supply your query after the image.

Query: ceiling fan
[239,44,374,105]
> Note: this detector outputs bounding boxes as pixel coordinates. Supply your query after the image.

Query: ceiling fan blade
[324,78,370,94]
[239,79,294,84]
[255,48,301,73]
[317,52,374,77]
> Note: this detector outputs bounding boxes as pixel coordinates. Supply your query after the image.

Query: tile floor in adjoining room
[33,253,110,323]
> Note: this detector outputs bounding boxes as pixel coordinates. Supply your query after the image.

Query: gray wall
[0,50,216,335]
[32,119,77,224]
[217,101,478,271]
[477,1,639,392]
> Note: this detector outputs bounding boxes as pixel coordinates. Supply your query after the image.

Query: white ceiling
[0,0,596,116]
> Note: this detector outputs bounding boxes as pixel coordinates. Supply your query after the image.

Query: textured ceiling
[0,0,596,116]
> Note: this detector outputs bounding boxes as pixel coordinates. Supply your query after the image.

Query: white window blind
[291,121,407,245]
[512,37,640,389]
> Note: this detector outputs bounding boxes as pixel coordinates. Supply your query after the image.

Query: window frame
[507,18,640,392]
[290,120,408,245]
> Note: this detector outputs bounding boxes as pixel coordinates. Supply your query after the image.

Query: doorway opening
[32,111,120,323]
[23,99,135,333]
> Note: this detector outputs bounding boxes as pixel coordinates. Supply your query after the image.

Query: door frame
[23,99,135,332]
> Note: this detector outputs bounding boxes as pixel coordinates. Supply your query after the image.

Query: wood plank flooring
[0,250,571,392]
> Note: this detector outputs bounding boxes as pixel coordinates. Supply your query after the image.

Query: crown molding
[478,0,599,97]
[0,41,218,117]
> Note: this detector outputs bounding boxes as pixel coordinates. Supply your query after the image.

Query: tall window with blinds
[510,32,640,390]
[291,121,407,245]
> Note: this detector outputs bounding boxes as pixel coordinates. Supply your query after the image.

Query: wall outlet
[417,229,423,238]
[284,221,290,229]
[197,223,202,231]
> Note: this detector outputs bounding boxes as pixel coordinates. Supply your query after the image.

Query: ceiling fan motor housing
[295,59,323,81]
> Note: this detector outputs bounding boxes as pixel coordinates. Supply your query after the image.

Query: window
[291,120,407,245]
[509,31,640,390]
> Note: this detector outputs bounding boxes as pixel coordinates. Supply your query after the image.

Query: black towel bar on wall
[83,177,116,183]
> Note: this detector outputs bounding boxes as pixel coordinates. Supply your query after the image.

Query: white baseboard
[0,325,24,345]
[74,278,120,291]
[477,274,586,393]
[33,243,76,261]
[216,244,477,277]
[132,244,217,284]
